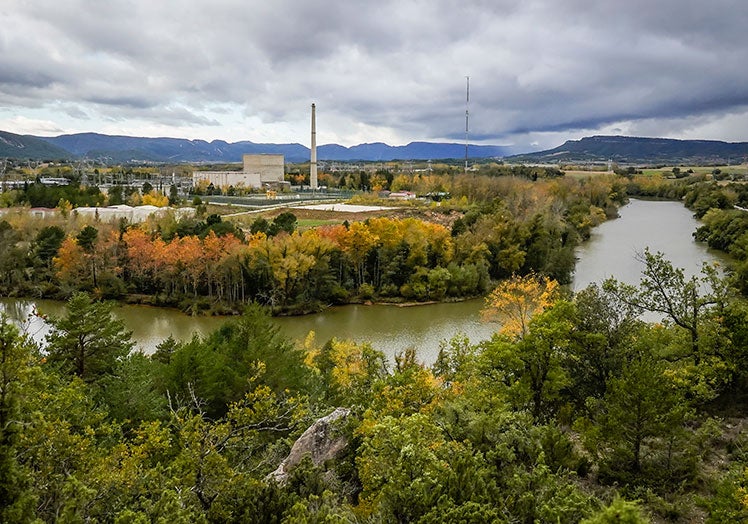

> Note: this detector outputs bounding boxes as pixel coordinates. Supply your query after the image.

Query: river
[0,199,725,364]
[572,198,724,291]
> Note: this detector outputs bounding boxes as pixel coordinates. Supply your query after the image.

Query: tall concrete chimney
[310,103,318,190]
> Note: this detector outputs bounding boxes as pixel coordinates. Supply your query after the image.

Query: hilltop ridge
[2,131,748,165]
[0,131,508,163]
[507,135,748,165]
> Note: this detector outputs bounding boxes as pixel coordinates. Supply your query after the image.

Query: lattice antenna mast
[310,103,318,190]
[465,76,470,175]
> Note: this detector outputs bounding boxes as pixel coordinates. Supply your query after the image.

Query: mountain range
[507,135,748,165]
[0,131,508,163]
[2,131,748,165]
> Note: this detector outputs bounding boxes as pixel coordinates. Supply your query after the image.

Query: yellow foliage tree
[389,174,412,192]
[482,272,559,339]
[127,192,142,206]
[304,332,388,405]
[56,198,73,217]
[53,236,87,286]
[340,222,379,287]
[141,191,169,207]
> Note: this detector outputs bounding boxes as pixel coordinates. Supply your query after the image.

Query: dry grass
[563,170,614,179]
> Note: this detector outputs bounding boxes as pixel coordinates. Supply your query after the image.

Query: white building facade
[193,154,285,190]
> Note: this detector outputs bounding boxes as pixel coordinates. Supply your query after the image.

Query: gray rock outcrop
[267,407,351,484]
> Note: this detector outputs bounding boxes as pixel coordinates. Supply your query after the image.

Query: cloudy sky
[1,0,747,153]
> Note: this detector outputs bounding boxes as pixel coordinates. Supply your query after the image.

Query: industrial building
[192,154,285,191]
[74,205,195,222]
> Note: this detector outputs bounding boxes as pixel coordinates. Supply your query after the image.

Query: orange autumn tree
[54,236,87,290]
[122,228,165,292]
[53,224,125,296]
[202,231,242,298]
[482,272,559,339]
[171,235,205,296]
[209,233,244,302]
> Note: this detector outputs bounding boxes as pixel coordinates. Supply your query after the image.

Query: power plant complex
[192,154,285,191]
[193,103,320,192]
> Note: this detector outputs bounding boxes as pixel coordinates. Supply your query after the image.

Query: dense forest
[0,173,624,314]
[3,169,748,521]
[2,252,748,522]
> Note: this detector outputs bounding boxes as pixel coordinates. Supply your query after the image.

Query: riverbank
[2,198,725,364]
[116,291,483,317]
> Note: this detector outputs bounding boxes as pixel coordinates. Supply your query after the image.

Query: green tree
[76,224,99,288]
[76,224,98,252]
[357,414,450,521]
[432,333,477,384]
[565,284,643,412]
[108,184,124,205]
[45,292,134,381]
[168,382,306,518]
[418,500,503,524]
[706,466,748,523]
[0,221,27,294]
[250,216,269,235]
[603,251,738,405]
[482,302,573,420]
[99,352,168,425]
[719,299,748,391]
[589,332,694,479]
[283,491,356,523]
[603,250,727,365]
[16,367,114,521]
[162,304,311,417]
[0,320,37,523]
[268,211,297,236]
[581,496,650,523]
[169,184,180,205]
[34,225,66,266]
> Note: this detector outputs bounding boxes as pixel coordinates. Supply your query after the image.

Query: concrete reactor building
[192,154,285,191]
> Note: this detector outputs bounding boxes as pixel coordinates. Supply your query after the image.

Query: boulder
[267,407,351,484]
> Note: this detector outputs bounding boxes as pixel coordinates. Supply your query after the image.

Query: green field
[561,164,748,179]
[640,164,748,177]
[296,218,341,229]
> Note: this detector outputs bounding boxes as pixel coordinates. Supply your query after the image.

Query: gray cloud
[1,0,747,150]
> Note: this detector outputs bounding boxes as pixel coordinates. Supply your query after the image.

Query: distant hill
[7,131,744,165]
[319,141,505,161]
[0,131,72,160]
[507,136,748,165]
[11,132,509,163]
[39,133,311,163]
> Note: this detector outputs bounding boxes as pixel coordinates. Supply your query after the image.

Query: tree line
[0,175,625,314]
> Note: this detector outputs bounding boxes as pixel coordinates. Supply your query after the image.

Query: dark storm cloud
[2,0,748,147]
[86,95,158,110]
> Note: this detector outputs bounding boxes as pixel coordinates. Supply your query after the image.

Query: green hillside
[509,135,748,165]
[0,130,72,160]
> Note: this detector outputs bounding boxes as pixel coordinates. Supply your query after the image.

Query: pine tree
[46,292,134,381]
[0,320,37,522]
